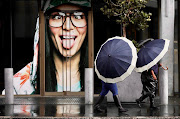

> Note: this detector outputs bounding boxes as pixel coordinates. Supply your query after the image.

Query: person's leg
[110,83,128,112]
[94,94,106,113]
[136,79,149,107]
[149,91,158,109]
[136,91,149,107]
[149,97,157,109]
[94,82,109,113]
[113,95,128,112]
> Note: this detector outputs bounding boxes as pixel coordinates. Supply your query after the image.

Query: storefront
[0,0,94,96]
[0,0,179,97]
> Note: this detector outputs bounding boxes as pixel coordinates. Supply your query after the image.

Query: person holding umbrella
[94,36,138,113]
[134,38,170,109]
[136,63,167,109]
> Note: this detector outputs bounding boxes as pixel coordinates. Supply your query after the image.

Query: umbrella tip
[108,54,111,57]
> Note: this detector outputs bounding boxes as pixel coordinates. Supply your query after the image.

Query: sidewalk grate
[0,97,85,105]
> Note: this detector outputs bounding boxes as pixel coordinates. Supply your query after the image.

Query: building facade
[0,0,179,98]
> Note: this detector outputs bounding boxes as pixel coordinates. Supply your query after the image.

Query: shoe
[150,106,158,110]
[150,105,158,110]
[113,95,128,113]
[118,107,128,113]
[94,95,105,113]
[94,105,106,113]
[136,99,141,108]
[150,97,158,109]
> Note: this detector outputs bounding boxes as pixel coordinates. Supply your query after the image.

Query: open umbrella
[135,39,170,72]
[95,36,137,83]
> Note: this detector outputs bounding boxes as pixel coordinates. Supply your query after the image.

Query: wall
[107,71,143,102]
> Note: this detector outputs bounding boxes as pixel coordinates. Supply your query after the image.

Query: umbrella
[135,39,170,72]
[95,36,137,83]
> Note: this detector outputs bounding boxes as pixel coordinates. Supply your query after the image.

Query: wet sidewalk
[0,96,180,118]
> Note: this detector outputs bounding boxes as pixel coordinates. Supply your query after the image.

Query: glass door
[39,3,93,96]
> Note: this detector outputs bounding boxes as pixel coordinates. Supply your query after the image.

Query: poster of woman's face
[45,3,88,92]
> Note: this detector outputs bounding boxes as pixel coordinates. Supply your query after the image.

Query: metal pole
[5,105,14,116]
[160,0,175,96]
[85,68,94,104]
[159,67,168,105]
[5,68,14,104]
[160,105,169,116]
[178,0,180,97]
[85,105,93,117]
[4,0,14,105]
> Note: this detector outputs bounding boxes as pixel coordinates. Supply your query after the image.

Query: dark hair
[45,11,88,92]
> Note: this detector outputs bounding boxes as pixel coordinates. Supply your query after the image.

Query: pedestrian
[136,63,167,109]
[94,81,128,113]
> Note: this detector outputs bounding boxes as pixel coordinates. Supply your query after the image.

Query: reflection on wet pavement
[0,96,180,118]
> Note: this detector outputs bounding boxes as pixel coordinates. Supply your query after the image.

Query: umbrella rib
[147,47,163,54]
[114,46,131,54]
[115,52,132,57]
[142,51,152,66]
[145,46,163,51]
[112,61,125,77]
[137,48,159,69]
[114,56,132,64]
[113,58,130,71]
[97,55,108,60]
[101,48,110,56]
[146,51,157,61]
[97,62,108,76]
[137,51,149,67]
[111,39,131,53]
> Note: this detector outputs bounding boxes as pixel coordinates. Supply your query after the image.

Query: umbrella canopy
[95,36,137,83]
[135,39,170,72]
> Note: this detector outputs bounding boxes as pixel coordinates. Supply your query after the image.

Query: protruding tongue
[62,39,75,49]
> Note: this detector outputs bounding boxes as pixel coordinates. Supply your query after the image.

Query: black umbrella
[95,36,137,83]
[135,39,170,72]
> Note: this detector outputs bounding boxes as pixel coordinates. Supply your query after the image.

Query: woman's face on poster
[48,4,87,57]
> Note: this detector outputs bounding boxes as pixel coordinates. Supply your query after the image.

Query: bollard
[5,105,14,116]
[4,68,14,104]
[159,67,168,105]
[160,105,169,116]
[85,105,93,117]
[85,68,94,104]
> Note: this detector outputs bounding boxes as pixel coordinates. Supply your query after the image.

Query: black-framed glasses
[46,10,87,28]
